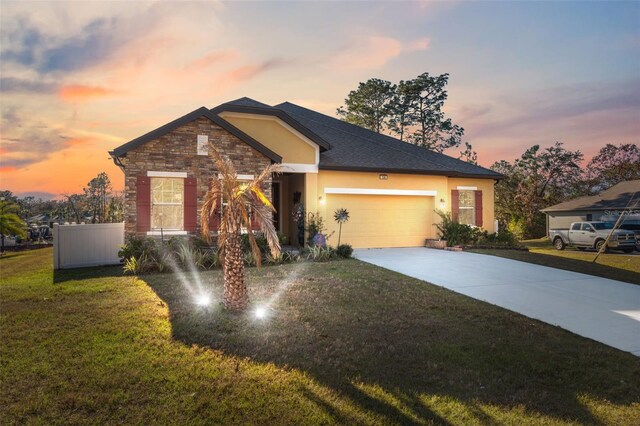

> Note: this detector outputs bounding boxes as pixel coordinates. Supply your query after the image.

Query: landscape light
[255,306,267,319]
[195,293,211,306]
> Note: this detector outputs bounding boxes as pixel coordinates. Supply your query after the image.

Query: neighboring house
[542,180,640,234]
[109,97,502,249]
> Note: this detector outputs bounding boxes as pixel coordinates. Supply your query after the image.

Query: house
[542,180,640,234]
[109,98,502,249]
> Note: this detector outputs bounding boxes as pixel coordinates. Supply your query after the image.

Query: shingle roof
[274,102,503,178]
[542,180,640,212]
[220,97,276,109]
[112,97,505,179]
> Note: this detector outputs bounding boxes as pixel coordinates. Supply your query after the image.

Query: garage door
[326,194,435,248]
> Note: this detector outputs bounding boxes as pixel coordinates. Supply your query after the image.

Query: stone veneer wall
[121,116,272,236]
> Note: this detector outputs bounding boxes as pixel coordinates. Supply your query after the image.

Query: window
[197,135,209,156]
[151,178,184,230]
[586,214,593,221]
[581,223,593,232]
[592,222,613,230]
[458,190,475,226]
[571,223,581,231]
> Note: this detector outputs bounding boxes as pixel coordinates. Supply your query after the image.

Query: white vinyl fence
[53,223,124,269]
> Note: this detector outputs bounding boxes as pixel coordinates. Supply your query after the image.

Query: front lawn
[2,248,639,425]
[472,238,640,285]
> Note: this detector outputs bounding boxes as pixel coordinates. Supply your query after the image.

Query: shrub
[477,229,521,247]
[203,249,220,269]
[306,212,325,242]
[434,210,484,246]
[118,236,158,261]
[189,235,213,252]
[306,245,336,262]
[152,251,174,273]
[123,254,153,275]
[336,244,353,258]
[241,231,287,256]
[243,251,257,266]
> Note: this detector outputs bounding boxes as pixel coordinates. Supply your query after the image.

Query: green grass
[472,238,640,285]
[2,248,639,425]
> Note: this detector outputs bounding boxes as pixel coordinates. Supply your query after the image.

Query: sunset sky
[1,1,639,199]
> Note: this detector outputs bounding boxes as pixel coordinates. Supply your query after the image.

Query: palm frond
[251,204,281,258]
[246,232,263,267]
[251,187,274,210]
[0,201,26,238]
[200,179,222,242]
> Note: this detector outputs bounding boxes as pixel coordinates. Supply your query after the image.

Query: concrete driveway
[354,247,640,356]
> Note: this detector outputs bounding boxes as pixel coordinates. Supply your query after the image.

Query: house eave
[318,164,505,179]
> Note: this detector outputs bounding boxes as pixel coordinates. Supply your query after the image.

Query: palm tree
[0,200,26,252]
[201,148,282,311]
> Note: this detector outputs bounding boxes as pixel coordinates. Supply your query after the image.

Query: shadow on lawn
[143,262,640,425]
[53,264,124,284]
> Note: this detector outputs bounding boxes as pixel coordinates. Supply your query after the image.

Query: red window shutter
[451,190,460,222]
[475,190,483,227]
[208,194,222,233]
[136,176,151,233]
[184,178,197,232]
[250,208,260,231]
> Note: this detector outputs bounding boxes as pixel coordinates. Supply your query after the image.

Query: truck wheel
[595,239,608,253]
[553,237,566,251]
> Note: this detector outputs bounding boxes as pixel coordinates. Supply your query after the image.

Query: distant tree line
[492,143,640,239]
[0,171,124,227]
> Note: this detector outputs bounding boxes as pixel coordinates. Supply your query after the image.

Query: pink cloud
[214,59,288,89]
[406,37,431,52]
[331,35,430,70]
[187,50,239,72]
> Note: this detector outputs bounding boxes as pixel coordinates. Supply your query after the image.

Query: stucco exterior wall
[301,170,496,248]
[220,113,317,164]
[121,116,271,236]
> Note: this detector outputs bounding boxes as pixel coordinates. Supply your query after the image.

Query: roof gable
[109,107,281,162]
[211,98,331,151]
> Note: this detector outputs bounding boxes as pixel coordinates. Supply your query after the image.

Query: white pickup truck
[549,221,637,253]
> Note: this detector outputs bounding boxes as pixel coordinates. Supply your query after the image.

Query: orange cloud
[58,85,120,102]
[0,166,17,173]
[64,136,93,147]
